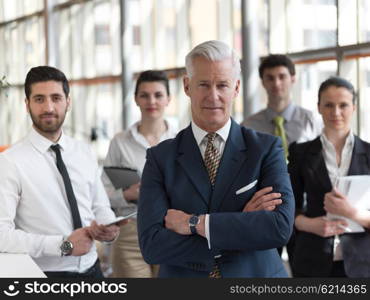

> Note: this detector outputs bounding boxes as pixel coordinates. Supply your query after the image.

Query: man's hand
[123,182,140,202]
[324,188,356,218]
[67,227,94,256]
[243,186,282,212]
[164,209,191,235]
[87,220,122,242]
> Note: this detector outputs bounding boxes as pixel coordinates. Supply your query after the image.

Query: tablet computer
[104,211,138,226]
[103,166,140,190]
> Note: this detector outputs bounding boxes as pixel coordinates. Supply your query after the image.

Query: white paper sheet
[0,253,46,278]
[326,175,370,233]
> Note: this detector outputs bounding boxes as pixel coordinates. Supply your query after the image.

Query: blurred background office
[2,0,370,158]
[2,0,370,276]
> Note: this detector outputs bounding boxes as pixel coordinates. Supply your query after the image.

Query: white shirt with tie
[0,127,116,272]
[191,118,231,249]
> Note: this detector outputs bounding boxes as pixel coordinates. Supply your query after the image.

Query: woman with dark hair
[289,76,370,277]
[102,70,176,277]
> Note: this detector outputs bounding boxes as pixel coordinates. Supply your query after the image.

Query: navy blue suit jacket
[138,120,295,277]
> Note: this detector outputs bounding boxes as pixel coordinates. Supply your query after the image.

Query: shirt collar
[28,126,67,154]
[320,130,355,151]
[191,118,231,146]
[130,121,144,142]
[266,102,295,123]
[129,120,174,146]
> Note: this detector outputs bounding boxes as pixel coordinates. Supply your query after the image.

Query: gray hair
[185,40,241,79]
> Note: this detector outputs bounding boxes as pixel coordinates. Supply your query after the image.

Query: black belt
[45,259,103,278]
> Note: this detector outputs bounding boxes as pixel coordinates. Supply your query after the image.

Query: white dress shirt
[0,127,116,272]
[191,118,231,249]
[320,130,355,261]
[102,121,177,217]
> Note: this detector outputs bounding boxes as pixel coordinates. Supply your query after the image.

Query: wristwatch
[60,238,73,256]
[189,214,200,235]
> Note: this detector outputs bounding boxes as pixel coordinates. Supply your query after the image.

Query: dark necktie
[50,144,82,229]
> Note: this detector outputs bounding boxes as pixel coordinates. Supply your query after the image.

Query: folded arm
[165,186,283,238]
[137,149,214,268]
[209,138,295,250]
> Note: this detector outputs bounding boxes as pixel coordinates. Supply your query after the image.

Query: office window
[338,0,357,46]
[359,0,370,43]
[358,58,370,141]
[258,0,269,56]
[132,25,141,45]
[303,29,337,49]
[189,0,217,47]
[293,60,337,112]
[95,24,110,45]
[0,0,43,22]
[0,1,44,145]
[0,17,44,84]
[304,0,334,4]
[339,59,358,134]
[286,0,337,52]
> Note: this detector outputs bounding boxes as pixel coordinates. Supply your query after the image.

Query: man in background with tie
[138,40,295,278]
[242,54,322,262]
[0,66,125,278]
[242,54,321,156]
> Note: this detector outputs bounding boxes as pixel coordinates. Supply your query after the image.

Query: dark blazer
[137,119,295,278]
[288,136,370,277]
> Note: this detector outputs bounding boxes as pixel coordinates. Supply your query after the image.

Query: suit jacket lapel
[177,125,211,206]
[306,137,332,191]
[348,136,370,175]
[209,120,247,212]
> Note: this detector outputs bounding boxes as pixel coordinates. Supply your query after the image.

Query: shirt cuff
[205,214,211,249]
[43,235,64,257]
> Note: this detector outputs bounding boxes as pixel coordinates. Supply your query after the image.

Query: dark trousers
[293,260,347,277]
[330,260,347,277]
[45,260,104,278]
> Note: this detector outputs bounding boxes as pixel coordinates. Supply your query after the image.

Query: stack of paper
[326,175,370,233]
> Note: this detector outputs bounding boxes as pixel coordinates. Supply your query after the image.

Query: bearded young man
[0,66,127,278]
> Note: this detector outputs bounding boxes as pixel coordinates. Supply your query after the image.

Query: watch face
[189,215,199,226]
[61,240,73,255]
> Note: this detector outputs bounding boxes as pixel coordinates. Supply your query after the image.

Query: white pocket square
[236,180,258,195]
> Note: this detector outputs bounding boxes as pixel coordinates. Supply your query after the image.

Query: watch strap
[189,214,200,235]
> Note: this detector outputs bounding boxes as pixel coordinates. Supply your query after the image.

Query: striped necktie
[204,133,222,278]
[204,133,221,186]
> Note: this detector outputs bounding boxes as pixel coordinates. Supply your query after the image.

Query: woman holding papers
[102,70,177,277]
[288,76,370,277]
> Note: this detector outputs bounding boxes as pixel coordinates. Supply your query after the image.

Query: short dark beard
[29,109,67,136]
